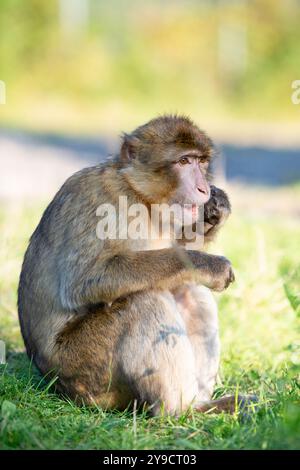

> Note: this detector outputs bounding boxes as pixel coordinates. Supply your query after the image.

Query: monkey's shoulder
[59,163,112,195]
[30,164,115,247]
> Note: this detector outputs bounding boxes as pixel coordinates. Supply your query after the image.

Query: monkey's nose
[197,187,207,195]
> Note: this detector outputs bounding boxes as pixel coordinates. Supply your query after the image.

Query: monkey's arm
[204,185,231,245]
[60,247,233,310]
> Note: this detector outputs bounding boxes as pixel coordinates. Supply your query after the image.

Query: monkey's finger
[224,268,235,289]
[210,185,217,196]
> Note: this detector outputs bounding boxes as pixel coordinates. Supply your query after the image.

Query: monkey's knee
[120,298,200,415]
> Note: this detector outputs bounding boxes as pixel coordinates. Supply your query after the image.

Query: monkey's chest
[127,237,173,251]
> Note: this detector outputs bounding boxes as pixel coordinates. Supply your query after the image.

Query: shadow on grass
[4,351,43,387]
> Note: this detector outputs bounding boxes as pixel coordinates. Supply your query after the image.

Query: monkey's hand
[208,255,235,291]
[187,251,235,291]
[204,185,231,236]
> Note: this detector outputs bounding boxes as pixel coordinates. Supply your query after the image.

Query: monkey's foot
[196,394,258,415]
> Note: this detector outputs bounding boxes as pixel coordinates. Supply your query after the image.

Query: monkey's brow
[180,150,210,160]
[179,149,203,157]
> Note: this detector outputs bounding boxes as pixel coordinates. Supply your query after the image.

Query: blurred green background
[0,0,299,451]
[0,0,300,135]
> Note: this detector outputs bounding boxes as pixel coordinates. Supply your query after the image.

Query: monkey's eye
[178,156,191,166]
[197,156,208,165]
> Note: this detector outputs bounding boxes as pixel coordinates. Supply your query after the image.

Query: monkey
[18,115,255,416]
[204,185,232,244]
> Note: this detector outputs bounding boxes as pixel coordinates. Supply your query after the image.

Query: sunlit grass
[0,197,299,450]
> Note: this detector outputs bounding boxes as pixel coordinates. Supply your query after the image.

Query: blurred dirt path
[0,129,300,217]
[0,129,114,202]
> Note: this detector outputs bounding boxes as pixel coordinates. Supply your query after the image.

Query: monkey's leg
[117,290,200,416]
[55,292,199,415]
[174,285,258,415]
[174,284,220,403]
[53,305,134,408]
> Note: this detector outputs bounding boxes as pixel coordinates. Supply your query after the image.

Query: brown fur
[18,115,250,416]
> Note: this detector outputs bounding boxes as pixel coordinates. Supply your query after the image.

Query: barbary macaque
[18,115,253,415]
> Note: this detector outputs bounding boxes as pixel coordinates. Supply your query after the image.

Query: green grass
[0,198,299,450]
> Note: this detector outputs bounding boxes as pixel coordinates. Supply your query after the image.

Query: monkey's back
[17,164,111,375]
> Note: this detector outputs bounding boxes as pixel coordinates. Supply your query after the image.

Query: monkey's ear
[120,134,139,162]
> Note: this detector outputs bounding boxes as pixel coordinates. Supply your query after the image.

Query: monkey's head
[119,115,213,221]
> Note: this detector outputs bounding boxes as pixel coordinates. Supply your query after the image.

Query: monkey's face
[120,115,213,214]
[170,153,211,223]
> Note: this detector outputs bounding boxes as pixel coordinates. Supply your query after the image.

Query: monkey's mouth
[182,204,199,223]
[191,205,199,219]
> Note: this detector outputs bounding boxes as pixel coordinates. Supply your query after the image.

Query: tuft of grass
[0,197,299,450]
